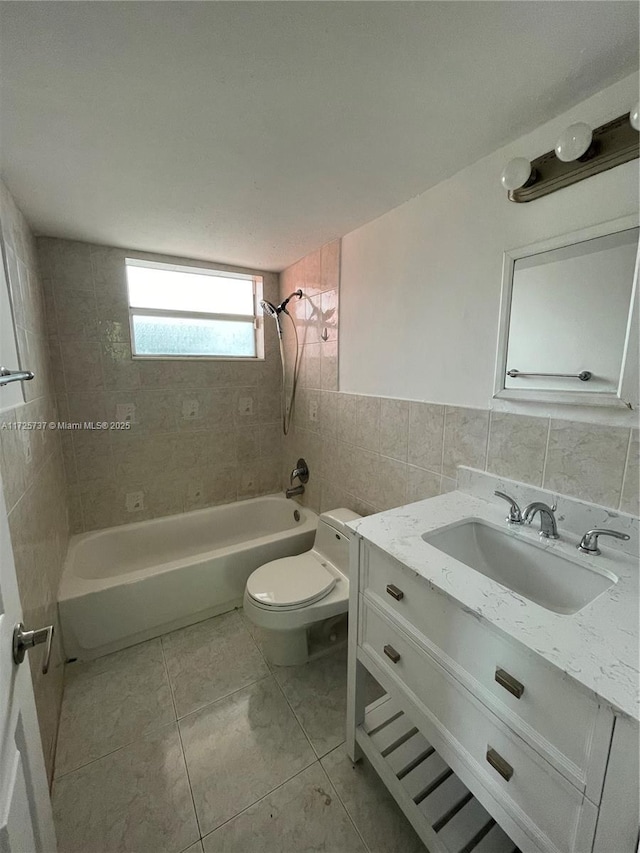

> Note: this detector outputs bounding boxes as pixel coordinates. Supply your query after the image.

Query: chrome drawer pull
[495,667,525,699]
[486,747,513,782]
[386,584,404,601]
[383,644,401,664]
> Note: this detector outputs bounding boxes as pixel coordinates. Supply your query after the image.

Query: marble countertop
[350,474,639,722]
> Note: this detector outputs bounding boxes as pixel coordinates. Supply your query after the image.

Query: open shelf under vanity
[357,693,520,853]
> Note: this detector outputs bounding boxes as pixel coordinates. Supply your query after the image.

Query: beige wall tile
[53,290,99,341]
[321,240,341,292]
[440,476,458,494]
[407,466,440,503]
[379,398,409,462]
[65,391,108,424]
[0,411,27,512]
[544,420,629,508]
[486,412,549,486]
[373,455,408,511]
[408,402,444,472]
[52,240,94,293]
[300,342,322,390]
[206,430,239,469]
[236,425,261,464]
[320,479,354,514]
[101,341,140,390]
[260,423,283,459]
[318,391,337,438]
[42,236,285,531]
[336,394,357,444]
[355,395,380,452]
[72,431,115,484]
[61,340,104,392]
[442,406,489,479]
[620,430,639,515]
[320,338,338,391]
[90,245,127,291]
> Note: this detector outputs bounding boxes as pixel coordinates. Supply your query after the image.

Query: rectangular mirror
[494,217,639,409]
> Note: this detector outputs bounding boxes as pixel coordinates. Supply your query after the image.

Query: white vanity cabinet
[346,537,639,853]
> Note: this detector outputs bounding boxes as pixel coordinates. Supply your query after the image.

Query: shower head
[260,291,303,340]
[260,299,279,318]
[260,299,283,339]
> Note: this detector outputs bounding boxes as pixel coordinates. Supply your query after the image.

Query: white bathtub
[58,495,317,660]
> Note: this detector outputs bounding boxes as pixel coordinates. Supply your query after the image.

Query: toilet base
[260,626,309,666]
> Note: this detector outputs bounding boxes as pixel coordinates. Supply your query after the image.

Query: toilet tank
[314,508,362,576]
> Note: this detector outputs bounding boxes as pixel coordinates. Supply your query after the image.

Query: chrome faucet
[286,484,305,498]
[286,457,309,499]
[290,460,309,484]
[523,502,559,539]
[577,529,630,556]
[494,491,523,524]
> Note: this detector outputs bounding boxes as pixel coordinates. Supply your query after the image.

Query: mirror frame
[493,214,639,410]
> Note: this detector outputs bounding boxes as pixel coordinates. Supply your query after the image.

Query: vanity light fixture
[555,122,594,162]
[500,157,534,191]
[503,108,639,202]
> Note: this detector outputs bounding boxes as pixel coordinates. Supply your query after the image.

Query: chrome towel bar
[507,369,591,381]
[0,366,35,387]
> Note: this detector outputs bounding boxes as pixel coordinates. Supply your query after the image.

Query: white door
[0,469,57,853]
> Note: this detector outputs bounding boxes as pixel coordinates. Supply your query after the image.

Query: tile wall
[281,243,639,519]
[0,181,69,780]
[38,239,283,533]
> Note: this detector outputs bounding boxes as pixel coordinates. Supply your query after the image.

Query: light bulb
[500,158,533,191]
[555,122,593,162]
[631,102,640,132]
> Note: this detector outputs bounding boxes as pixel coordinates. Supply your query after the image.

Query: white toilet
[243,508,361,666]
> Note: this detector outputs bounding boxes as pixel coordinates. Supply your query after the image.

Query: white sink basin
[422,519,617,615]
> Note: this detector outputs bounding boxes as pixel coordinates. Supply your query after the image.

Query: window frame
[125,257,265,361]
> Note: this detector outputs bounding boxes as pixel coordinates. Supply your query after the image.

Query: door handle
[13,623,54,674]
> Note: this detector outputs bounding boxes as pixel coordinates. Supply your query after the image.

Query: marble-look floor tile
[179,676,315,835]
[53,723,198,853]
[321,744,425,853]
[162,611,268,717]
[202,763,366,853]
[271,646,384,758]
[55,639,175,776]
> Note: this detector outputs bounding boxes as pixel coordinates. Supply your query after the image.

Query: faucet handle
[290,457,309,485]
[577,529,630,556]
[494,491,523,524]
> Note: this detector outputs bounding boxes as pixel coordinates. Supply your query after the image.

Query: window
[125,259,263,359]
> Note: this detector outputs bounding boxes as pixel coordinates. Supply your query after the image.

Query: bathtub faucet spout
[286,484,305,499]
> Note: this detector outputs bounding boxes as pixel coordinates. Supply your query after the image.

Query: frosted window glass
[126,263,254,315]
[132,315,256,357]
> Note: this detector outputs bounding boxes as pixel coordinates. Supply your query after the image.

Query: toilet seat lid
[246,554,336,608]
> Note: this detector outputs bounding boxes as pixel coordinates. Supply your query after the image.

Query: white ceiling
[0,2,637,272]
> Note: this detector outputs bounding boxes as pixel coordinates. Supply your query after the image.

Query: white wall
[340,74,639,421]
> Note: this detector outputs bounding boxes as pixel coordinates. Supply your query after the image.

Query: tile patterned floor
[52,610,425,853]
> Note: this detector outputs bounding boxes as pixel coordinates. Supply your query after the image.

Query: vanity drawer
[359,598,598,853]
[362,542,611,793]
